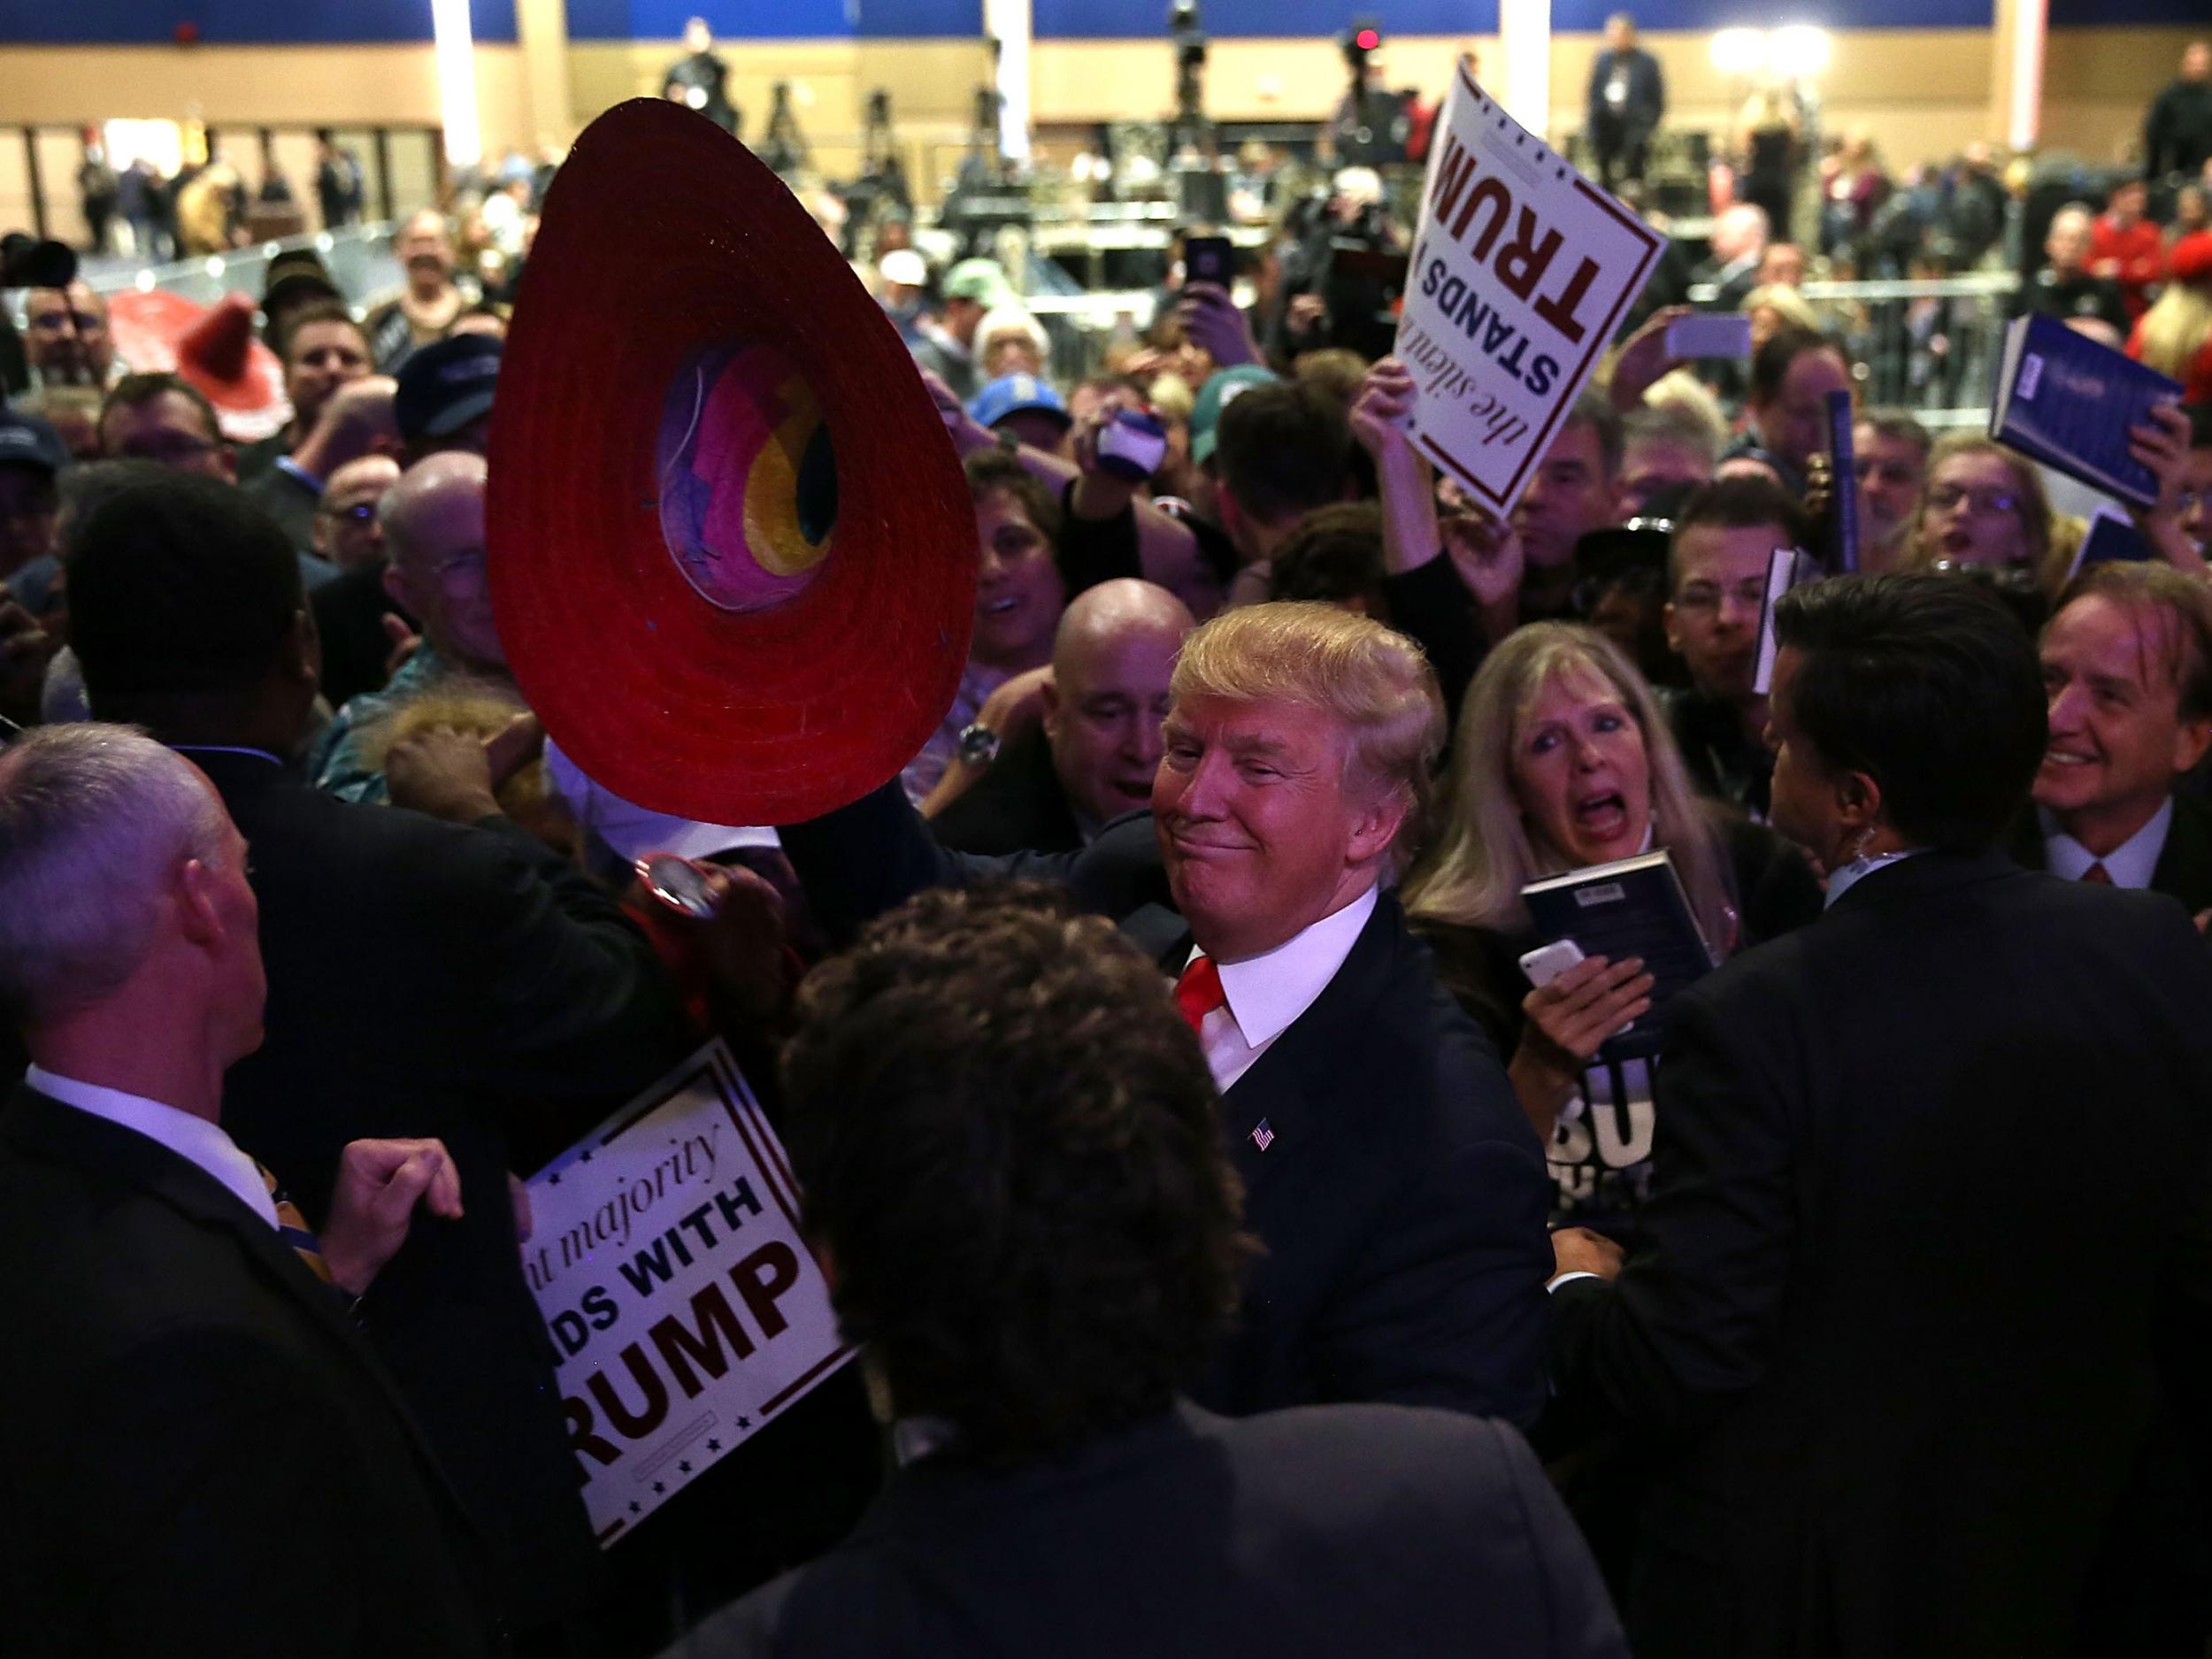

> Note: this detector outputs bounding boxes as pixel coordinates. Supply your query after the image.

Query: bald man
[933,579,1194,856]
[311,452,507,803]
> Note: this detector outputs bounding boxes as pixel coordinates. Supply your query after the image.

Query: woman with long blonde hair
[1404,622,1819,1233]
[2129,230,2212,403]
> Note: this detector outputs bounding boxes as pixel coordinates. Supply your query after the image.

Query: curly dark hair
[780,882,1254,1466]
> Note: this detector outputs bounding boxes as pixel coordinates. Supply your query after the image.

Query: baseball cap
[396,333,502,443]
[879,249,928,289]
[263,249,341,314]
[1190,365,1277,467]
[0,409,72,478]
[968,373,1070,433]
[943,257,1016,308]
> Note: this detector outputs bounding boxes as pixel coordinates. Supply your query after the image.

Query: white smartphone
[1518,939,1586,987]
[1665,313,1754,360]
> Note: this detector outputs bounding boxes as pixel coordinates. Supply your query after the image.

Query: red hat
[2170,231,2212,287]
[487,98,974,826]
[107,288,288,442]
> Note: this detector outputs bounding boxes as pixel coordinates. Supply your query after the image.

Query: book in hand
[1990,311,2183,510]
[1521,850,1719,1060]
[2062,502,2157,581]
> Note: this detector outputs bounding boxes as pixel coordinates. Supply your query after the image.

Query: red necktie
[1175,956,1227,1034]
[2082,862,2113,885]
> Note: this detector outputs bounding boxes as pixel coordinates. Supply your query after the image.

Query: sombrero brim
[487,98,975,827]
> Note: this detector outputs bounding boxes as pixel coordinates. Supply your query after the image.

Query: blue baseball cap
[0,409,70,478]
[968,373,1070,434]
[395,332,502,443]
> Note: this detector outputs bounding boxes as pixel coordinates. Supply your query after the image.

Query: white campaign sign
[1396,65,1663,518]
[524,1041,851,1548]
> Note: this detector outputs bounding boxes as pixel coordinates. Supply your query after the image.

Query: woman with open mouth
[1899,434,2062,595]
[1402,622,1820,1241]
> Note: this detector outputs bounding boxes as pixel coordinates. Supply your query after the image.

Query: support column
[431,0,482,170]
[982,0,1033,163]
[1498,0,1552,140]
[1990,0,2047,149]
[516,0,577,151]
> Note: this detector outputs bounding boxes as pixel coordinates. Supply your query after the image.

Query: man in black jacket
[0,723,502,1657]
[933,578,1190,856]
[785,603,1552,1427]
[1548,573,2212,1658]
[65,472,695,1640]
[2146,42,2212,183]
[1585,13,1665,193]
[668,886,1625,1659]
[2013,561,2212,918]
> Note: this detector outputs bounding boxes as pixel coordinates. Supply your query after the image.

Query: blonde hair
[1404,623,1735,948]
[2132,281,2212,384]
[1900,434,2062,594]
[1171,602,1444,855]
[1741,283,1819,335]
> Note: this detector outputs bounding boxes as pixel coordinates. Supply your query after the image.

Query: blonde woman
[1405,622,1819,1233]
[2128,230,2212,403]
[1896,434,2062,593]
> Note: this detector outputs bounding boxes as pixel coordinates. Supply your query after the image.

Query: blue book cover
[1990,312,2183,510]
[1522,850,1717,1061]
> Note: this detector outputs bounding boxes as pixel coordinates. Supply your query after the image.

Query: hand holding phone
[1664,313,1753,360]
[1184,234,1234,288]
[1518,939,1586,987]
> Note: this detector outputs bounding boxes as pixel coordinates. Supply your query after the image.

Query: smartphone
[1518,939,1586,987]
[1095,409,1169,481]
[1184,234,1234,288]
[1665,312,1754,360]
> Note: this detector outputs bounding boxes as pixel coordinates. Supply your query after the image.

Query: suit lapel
[2151,793,2212,910]
[1214,897,1403,1192]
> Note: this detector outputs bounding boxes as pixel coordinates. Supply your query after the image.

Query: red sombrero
[487,97,974,826]
[107,288,288,442]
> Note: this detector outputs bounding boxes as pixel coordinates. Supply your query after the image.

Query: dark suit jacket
[2008,789,2212,918]
[0,1089,503,1657]
[928,728,1083,856]
[1586,47,1664,136]
[192,748,694,1629]
[664,1400,1627,1659]
[781,783,1553,1427]
[1547,851,2212,1659]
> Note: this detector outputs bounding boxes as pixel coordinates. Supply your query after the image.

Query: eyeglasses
[319,501,379,525]
[1925,483,2021,516]
[113,436,219,465]
[1673,577,1770,614]
[428,547,488,584]
[2177,488,2210,516]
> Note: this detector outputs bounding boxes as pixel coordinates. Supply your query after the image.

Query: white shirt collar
[2038,796,2172,890]
[1824,847,1926,908]
[1196,883,1379,1051]
[25,1064,279,1229]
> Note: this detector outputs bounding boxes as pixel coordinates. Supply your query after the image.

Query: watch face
[958,725,1001,765]
[637,852,722,918]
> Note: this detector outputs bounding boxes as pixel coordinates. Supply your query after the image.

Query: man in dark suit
[1585,13,1665,193]
[666,886,1625,1659]
[785,603,1552,1426]
[932,578,1189,856]
[2011,562,2212,918]
[65,472,698,1640]
[1548,574,2212,1658]
[0,723,502,1657]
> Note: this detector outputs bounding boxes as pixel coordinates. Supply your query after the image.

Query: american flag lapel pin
[1249,1118,1275,1152]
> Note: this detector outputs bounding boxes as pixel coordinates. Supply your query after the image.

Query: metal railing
[1691,270,2024,427]
[74,222,401,310]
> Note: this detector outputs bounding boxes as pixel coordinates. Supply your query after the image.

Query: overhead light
[1710,28,1767,74]
[1769,25,1832,78]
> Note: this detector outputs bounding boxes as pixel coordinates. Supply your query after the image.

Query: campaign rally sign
[1397,65,1662,518]
[524,1041,852,1547]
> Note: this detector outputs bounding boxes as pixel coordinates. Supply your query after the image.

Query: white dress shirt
[26,1064,278,1228]
[1185,885,1379,1095]
[2039,797,2171,890]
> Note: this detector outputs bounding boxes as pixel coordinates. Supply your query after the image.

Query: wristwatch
[956,722,1002,767]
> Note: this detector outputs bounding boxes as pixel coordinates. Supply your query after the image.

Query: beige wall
[0,25,2187,242]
